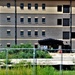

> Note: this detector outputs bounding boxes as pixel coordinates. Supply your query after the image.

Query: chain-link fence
[0,48,75,75]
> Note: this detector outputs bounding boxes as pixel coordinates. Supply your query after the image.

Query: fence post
[60,51,63,75]
[59,45,63,75]
[33,48,37,75]
[6,49,8,75]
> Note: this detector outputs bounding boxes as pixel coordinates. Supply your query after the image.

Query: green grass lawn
[0,66,75,75]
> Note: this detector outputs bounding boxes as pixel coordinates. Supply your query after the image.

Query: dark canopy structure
[38,38,71,52]
[38,38,63,45]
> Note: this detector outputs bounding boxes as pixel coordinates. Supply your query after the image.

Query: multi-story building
[0,0,75,51]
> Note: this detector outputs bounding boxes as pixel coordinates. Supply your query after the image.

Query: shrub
[0,51,6,59]
[36,50,52,58]
[0,43,52,59]
[18,51,25,58]
[19,43,33,48]
[10,43,33,54]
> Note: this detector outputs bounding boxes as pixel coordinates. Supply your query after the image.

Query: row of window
[0,43,38,48]
[20,17,46,23]
[7,30,75,39]
[7,30,46,36]
[7,3,70,13]
[57,18,69,26]
[7,16,70,26]
[6,43,38,48]
[57,5,70,13]
[4,31,75,47]
[7,3,45,10]
[4,32,75,47]
[63,32,75,39]
[7,17,46,23]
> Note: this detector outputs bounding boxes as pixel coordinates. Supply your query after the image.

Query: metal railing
[0,48,75,75]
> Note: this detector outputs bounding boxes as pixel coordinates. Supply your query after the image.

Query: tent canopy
[38,38,63,45]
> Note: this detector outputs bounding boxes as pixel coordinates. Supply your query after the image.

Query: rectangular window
[71,32,75,38]
[35,18,38,23]
[35,30,38,36]
[57,5,62,12]
[35,44,38,48]
[42,4,45,10]
[35,3,38,10]
[20,3,24,9]
[7,3,11,8]
[28,3,31,9]
[63,18,69,26]
[20,30,24,36]
[7,30,11,35]
[7,16,11,22]
[20,18,24,23]
[42,31,45,36]
[28,18,31,23]
[7,43,10,47]
[57,19,62,25]
[7,18,10,21]
[63,32,69,39]
[42,18,45,23]
[28,30,31,36]
[63,5,70,13]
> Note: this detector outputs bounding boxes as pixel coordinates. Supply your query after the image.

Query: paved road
[49,53,75,60]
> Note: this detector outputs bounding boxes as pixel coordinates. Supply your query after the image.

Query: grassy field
[0,66,75,75]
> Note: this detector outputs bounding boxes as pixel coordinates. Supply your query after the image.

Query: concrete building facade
[0,0,75,51]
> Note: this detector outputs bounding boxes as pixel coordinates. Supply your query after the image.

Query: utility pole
[14,0,17,45]
[70,0,72,52]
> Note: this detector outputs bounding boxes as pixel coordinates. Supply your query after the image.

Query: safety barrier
[0,48,75,75]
